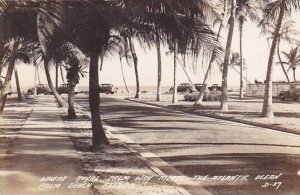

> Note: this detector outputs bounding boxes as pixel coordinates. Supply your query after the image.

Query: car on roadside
[99,83,118,94]
[279,82,300,102]
[193,83,203,92]
[177,83,194,93]
[208,84,222,91]
[57,83,79,95]
[27,84,52,95]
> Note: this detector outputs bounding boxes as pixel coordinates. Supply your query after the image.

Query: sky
[2,13,300,91]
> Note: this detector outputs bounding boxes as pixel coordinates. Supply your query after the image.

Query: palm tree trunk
[194,0,227,106]
[262,2,285,118]
[100,52,104,71]
[0,41,18,115]
[277,38,290,82]
[156,32,162,101]
[68,82,77,119]
[178,56,193,85]
[221,0,236,111]
[44,58,67,107]
[34,59,41,85]
[34,63,37,96]
[128,37,140,99]
[293,68,296,81]
[14,67,22,101]
[0,41,4,77]
[120,59,130,93]
[193,56,213,106]
[60,65,65,83]
[55,62,59,90]
[89,52,109,149]
[172,42,178,104]
[239,18,244,99]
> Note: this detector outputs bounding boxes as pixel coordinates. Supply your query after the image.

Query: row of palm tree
[0,0,222,150]
[0,0,299,150]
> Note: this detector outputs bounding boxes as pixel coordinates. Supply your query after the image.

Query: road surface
[74,94,300,195]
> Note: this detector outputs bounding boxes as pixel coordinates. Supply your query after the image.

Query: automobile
[279,82,300,101]
[208,84,222,91]
[27,84,52,95]
[193,83,203,92]
[99,84,118,94]
[177,83,194,93]
[57,83,79,95]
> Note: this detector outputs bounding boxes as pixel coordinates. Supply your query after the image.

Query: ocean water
[77,85,172,94]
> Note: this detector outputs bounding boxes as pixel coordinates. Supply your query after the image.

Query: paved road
[75,95,300,195]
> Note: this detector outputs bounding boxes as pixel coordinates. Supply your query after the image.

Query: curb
[125,98,300,136]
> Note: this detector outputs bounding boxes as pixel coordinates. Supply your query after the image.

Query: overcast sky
[2,13,300,91]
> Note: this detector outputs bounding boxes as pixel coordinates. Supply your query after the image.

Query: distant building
[246,82,290,97]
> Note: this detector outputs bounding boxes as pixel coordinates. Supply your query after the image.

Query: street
[75,94,300,195]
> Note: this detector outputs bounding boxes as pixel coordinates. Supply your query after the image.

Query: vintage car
[57,83,79,95]
[99,84,118,94]
[279,83,300,101]
[208,84,222,91]
[27,84,52,95]
[193,83,203,92]
[177,83,194,93]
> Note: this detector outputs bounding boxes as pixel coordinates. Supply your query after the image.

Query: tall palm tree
[155,30,162,101]
[221,0,237,111]
[128,37,141,99]
[262,20,299,82]
[194,0,228,106]
[236,0,260,99]
[172,42,178,104]
[65,48,87,119]
[1,0,224,149]
[0,39,18,115]
[281,46,300,81]
[261,0,300,118]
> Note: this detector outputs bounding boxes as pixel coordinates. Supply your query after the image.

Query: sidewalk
[0,96,91,195]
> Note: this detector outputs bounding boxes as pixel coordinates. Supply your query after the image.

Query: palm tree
[281,46,300,81]
[1,0,224,149]
[221,0,237,111]
[262,20,300,82]
[236,0,260,99]
[261,0,300,118]
[0,41,5,76]
[194,0,228,106]
[64,47,87,119]
[128,37,141,99]
[155,30,162,101]
[0,39,18,115]
[172,42,178,104]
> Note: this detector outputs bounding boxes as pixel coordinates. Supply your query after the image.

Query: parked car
[279,82,300,101]
[27,84,52,95]
[177,83,194,93]
[58,83,79,95]
[193,83,203,92]
[99,84,118,94]
[208,84,221,91]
